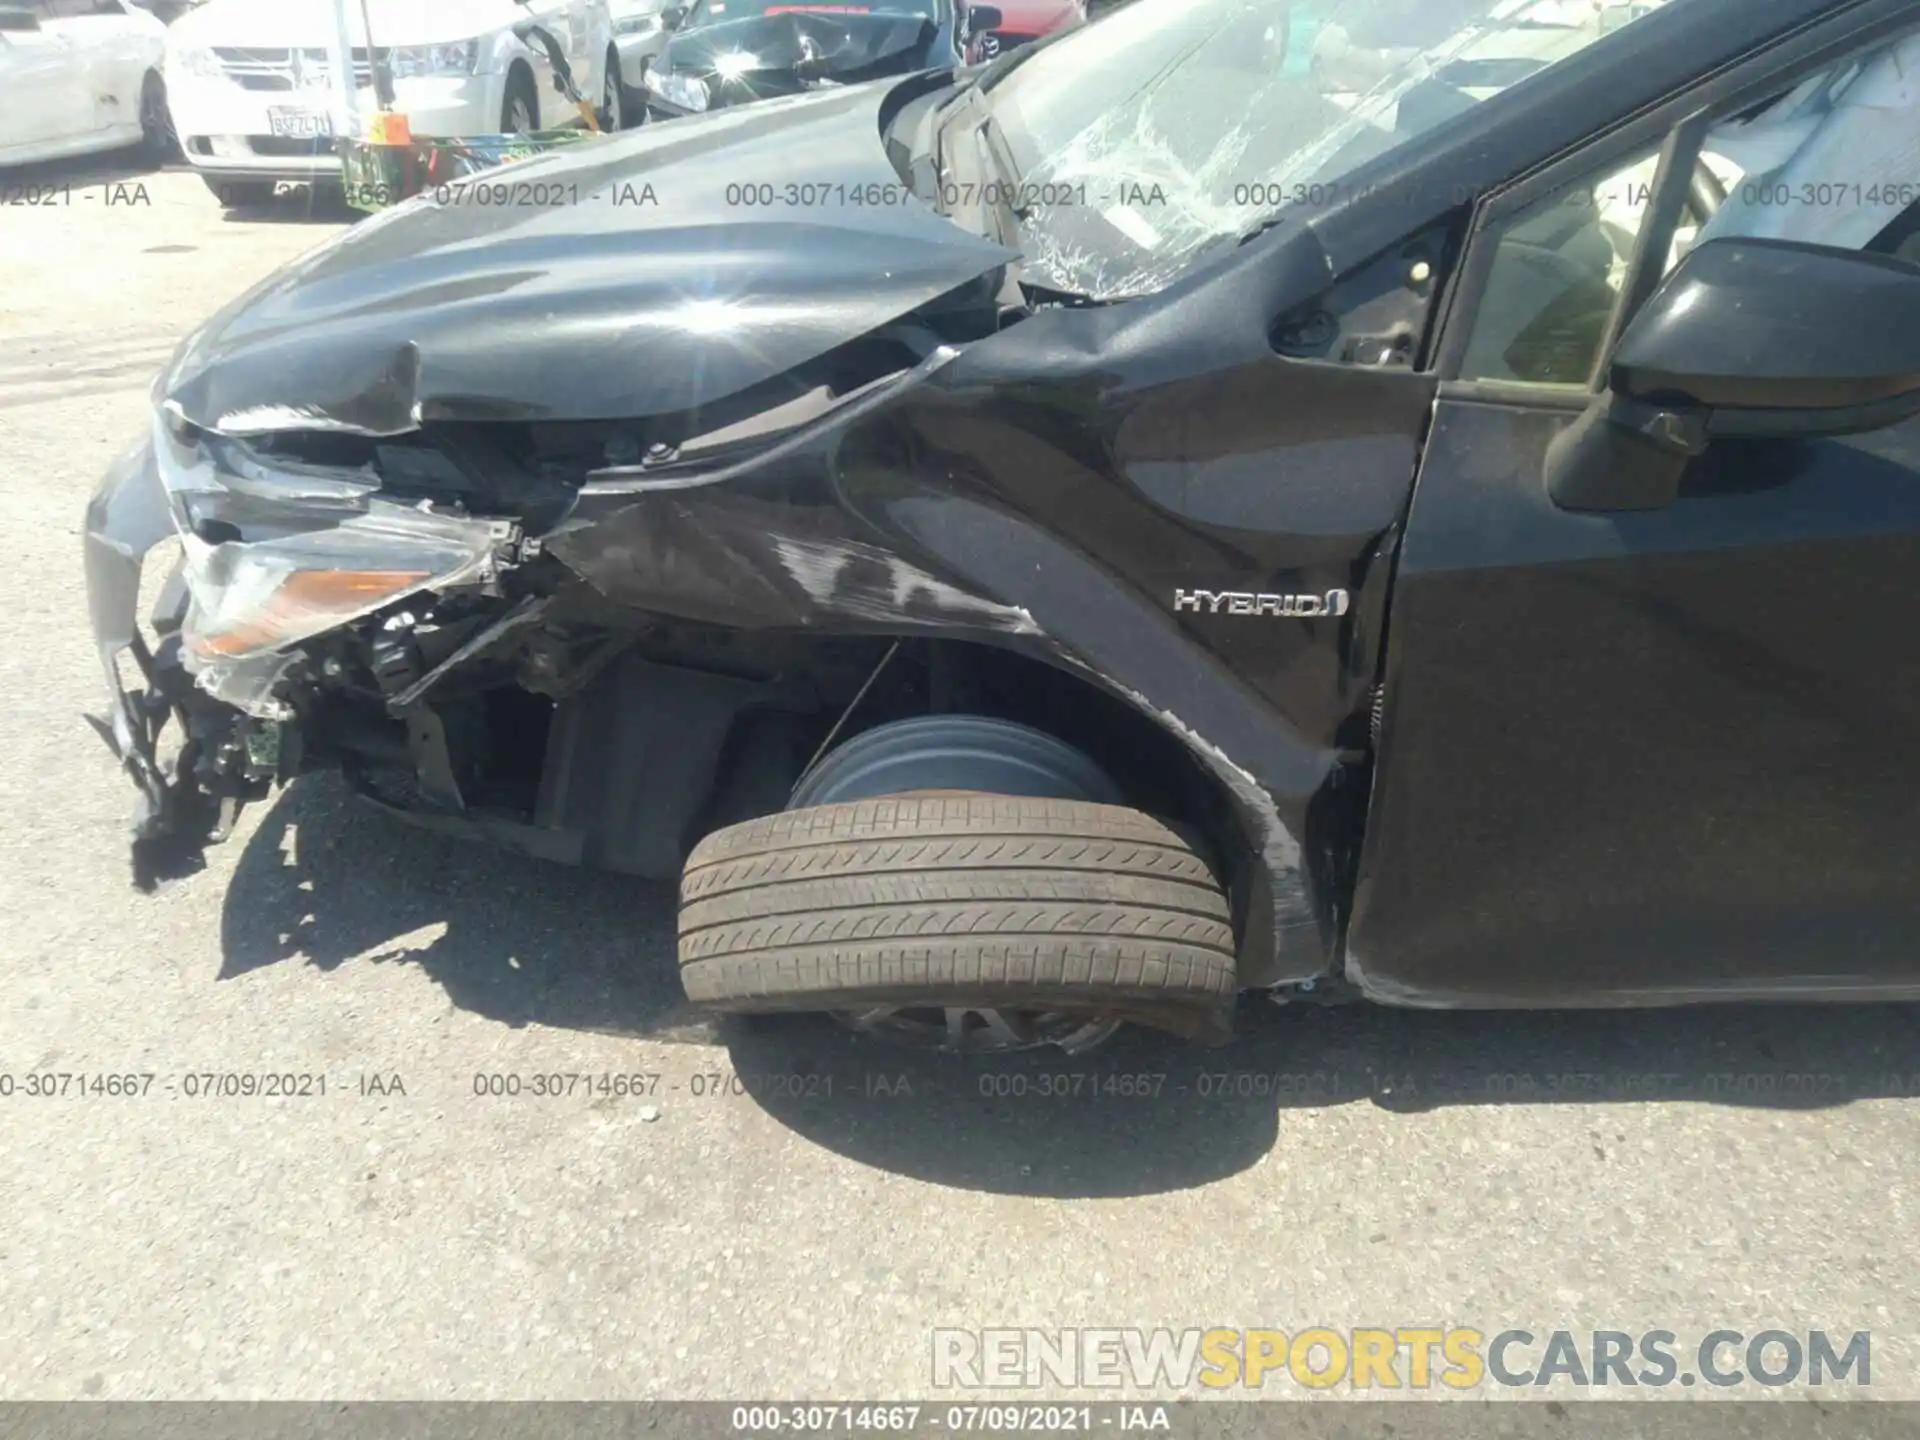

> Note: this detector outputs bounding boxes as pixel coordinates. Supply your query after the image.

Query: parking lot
[5,153,1920,1404]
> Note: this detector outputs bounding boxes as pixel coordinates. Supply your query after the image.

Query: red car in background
[965,0,1083,62]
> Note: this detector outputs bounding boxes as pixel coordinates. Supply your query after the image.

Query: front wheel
[678,795,1238,1051]
[138,71,179,163]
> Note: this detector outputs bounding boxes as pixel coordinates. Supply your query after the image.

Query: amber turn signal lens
[187,569,430,659]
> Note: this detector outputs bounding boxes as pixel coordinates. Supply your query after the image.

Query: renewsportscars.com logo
[930,1328,1872,1392]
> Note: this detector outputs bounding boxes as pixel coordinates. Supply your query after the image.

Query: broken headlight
[646,67,709,112]
[152,411,513,712]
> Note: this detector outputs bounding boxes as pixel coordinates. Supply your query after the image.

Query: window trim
[1430,0,1920,401]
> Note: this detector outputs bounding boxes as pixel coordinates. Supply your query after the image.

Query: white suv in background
[164,0,619,206]
[0,0,169,169]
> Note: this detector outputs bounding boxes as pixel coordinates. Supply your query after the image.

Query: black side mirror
[1547,239,1920,511]
[966,3,1003,34]
[659,5,687,29]
[0,7,42,30]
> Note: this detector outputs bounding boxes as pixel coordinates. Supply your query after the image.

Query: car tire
[203,176,276,208]
[678,795,1237,1015]
[138,70,179,164]
[502,66,539,134]
[601,46,628,130]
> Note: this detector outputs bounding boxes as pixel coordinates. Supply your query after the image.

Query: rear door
[1348,9,1920,1004]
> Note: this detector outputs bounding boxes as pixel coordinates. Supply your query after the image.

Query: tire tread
[677,797,1237,1011]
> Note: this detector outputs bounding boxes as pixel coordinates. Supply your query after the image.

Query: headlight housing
[152,413,510,711]
[646,66,709,111]
[387,40,480,79]
[168,44,224,79]
[613,11,662,36]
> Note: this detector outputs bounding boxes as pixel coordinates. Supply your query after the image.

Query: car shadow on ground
[219,775,696,1041]
[221,776,1920,1198]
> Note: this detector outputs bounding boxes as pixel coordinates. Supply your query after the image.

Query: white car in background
[164,0,620,206]
[0,0,170,169]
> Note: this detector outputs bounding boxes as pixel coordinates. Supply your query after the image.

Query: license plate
[267,108,333,139]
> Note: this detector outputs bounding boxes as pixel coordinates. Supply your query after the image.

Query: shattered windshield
[981,0,1675,298]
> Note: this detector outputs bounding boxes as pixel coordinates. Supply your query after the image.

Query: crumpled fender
[548,222,1425,981]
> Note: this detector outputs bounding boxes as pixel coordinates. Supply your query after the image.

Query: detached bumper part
[84,422,512,887]
[83,434,268,888]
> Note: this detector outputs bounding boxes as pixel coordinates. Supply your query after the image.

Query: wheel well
[605,45,623,107]
[801,637,1268,977]
[359,619,1276,977]
[697,635,1263,946]
[503,59,537,123]
[902,640,1244,855]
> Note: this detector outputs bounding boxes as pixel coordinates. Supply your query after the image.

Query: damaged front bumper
[82,417,519,888]
[83,431,253,888]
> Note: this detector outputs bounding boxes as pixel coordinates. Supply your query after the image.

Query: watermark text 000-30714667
[931,1327,1872,1393]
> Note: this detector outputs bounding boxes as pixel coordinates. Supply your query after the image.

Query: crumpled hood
[662,10,940,84]
[159,82,1013,437]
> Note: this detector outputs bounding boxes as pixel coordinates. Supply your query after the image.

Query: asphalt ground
[2,153,1918,1409]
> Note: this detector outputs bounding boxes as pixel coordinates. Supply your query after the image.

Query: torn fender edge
[873,491,1342,983]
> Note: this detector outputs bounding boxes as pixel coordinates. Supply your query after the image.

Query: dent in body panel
[769,534,1041,635]
[1342,947,1462,1009]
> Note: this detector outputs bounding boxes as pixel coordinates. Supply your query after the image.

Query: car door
[45,0,147,139]
[0,1,87,153]
[1347,8,1920,1005]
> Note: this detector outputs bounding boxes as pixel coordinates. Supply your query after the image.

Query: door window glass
[1456,145,1668,386]
[1688,35,1920,260]
[1460,28,1920,387]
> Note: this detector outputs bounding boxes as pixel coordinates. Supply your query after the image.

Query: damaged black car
[87,0,1920,1053]
[639,0,979,119]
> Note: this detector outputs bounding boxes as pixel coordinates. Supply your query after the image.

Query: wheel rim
[507,95,533,134]
[834,1005,1123,1055]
